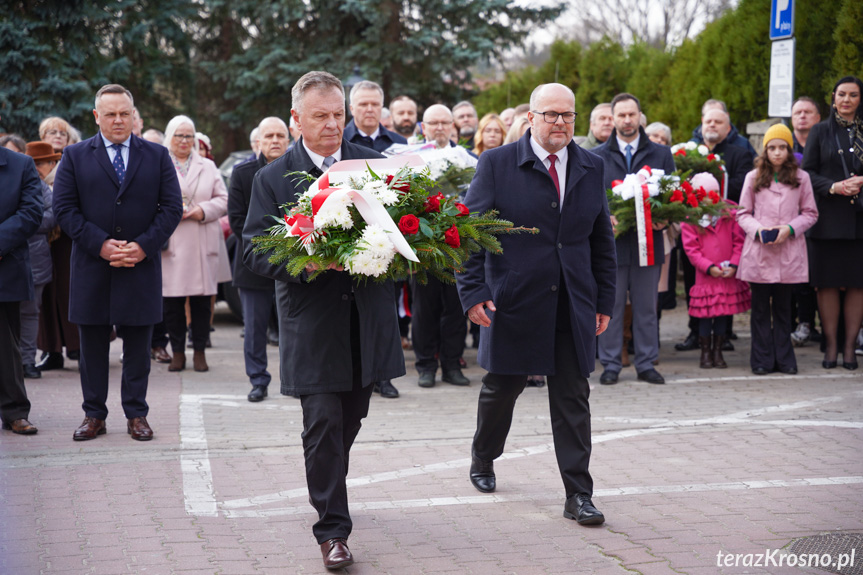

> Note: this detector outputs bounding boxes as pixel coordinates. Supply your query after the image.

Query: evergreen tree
[830,0,863,87]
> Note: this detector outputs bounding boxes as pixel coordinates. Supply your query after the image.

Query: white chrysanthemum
[685,141,697,150]
[670,144,682,153]
[376,187,399,206]
[315,202,353,230]
[697,144,709,156]
[361,225,395,258]
[363,180,387,194]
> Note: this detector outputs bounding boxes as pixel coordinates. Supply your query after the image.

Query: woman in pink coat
[682,203,751,369]
[737,124,818,375]
[161,115,232,372]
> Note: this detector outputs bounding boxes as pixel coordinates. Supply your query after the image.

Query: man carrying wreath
[457,83,617,525]
[242,71,405,570]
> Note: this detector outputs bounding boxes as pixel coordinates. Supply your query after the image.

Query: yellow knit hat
[763,123,794,150]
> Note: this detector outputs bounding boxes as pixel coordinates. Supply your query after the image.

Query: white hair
[163,115,198,153]
[249,127,260,147]
[349,80,384,105]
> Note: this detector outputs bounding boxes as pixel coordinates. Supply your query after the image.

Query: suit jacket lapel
[562,141,588,206]
[91,136,120,188]
[117,136,143,198]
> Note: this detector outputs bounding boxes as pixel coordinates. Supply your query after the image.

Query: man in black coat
[228,116,288,403]
[0,137,43,435]
[343,80,407,153]
[593,93,675,385]
[458,83,617,525]
[53,84,183,442]
[242,71,405,570]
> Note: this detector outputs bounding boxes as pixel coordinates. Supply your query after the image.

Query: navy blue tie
[112,143,126,185]
[625,144,633,173]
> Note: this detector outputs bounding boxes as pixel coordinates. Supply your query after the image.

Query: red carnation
[386,174,411,193]
[707,153,717,161]
[444,225,460,248]
[398,214,420,235]
[686,192,699,208]
[681,181,694,194]
[708,191,720,204]
[669,190,684,203]
[695,187,707,201]
[674,149,687,156]
[455,203,469,216]
[425,192,445,213]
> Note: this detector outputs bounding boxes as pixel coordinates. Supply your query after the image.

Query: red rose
[425,192,445,213]
[674,149,687,156]
[686,192,699,208]
[681,181,694,194]
[708,191,720,204]
[707,153,717,161]
[398,214,420,235]
[386,174,411,193]
[669,190,684,203]
[444,225,460,248]
[455,203,469,216]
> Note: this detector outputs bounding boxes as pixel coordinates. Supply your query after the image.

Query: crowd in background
[2,73,862,415]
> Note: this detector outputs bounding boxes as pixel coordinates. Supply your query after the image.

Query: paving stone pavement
[1,303,862,575]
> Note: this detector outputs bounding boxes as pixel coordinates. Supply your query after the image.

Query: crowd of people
[2,71,862,570]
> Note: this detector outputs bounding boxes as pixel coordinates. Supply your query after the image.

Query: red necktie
[548,154,560,199]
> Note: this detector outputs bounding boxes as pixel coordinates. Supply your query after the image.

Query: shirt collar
[357,126,381,140]
[101,132,131,149]
[529,135,568,165]
[303,140,342,170]
[617,134,640,154]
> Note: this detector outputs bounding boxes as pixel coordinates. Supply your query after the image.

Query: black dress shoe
[822,360,837,369]
[443,369,470,386]
[374,380,399,398]
[674,333,698,351]
[637,368,665,384]
[599,370,619,385]
[843,360,859,370]
[36,352,63,371]
[247,385,268,402]
[779,366,798,375]
[23,363,41,379]
[469,454,496,493]
[320,538,353,570]
[752,366,771,375]
[563,494,605,525]
[417,371,436,388]
[66,349,80,361]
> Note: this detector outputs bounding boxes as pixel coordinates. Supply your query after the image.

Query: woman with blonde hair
[38,117,73,154]
[503,116,530,145]
[472,113,506,156]
[161,115,231,372]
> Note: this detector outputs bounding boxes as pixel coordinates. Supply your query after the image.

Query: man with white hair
[452,100,479,147]
[581,103,613,150]
[249,126,261,156]
[344,80,406,153]
[228,117,288,402]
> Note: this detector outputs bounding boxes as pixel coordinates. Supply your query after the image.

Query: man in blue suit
[53,84,183,442]
[457,83,617,525]
[0,125,43,435]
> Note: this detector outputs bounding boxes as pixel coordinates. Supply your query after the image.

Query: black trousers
[473,290,593,498]
[0,301,31,422]
[410,276,466,373]
[749,283,796,371]
[791,282,818,327]
[79,323,152,420]
[300,302,374,543]
[163,296,210,353]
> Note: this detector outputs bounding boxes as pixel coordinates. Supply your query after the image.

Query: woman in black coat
[801,76,863,369]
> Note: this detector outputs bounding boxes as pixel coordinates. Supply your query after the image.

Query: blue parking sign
[770,0,794,39]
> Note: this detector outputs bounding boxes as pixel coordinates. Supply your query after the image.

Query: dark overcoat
[593,127,677,267]
[0,148,43,302]
[456,130,617,377]
[343,120,407,153]
[228,153,275,290]
[242,137,406,395]
[52,134,183,325]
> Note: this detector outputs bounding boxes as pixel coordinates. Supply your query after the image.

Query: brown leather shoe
[320,538,353,570]
[151,346,172,364]
[127,416,154,441]
[168,351,185,372]
[73,417,106,441]
[193,350,208,372]
[2,418,38,435]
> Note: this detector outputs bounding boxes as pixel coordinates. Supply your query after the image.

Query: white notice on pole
[768,38,795,117]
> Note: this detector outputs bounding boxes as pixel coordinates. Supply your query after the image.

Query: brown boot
[168,351,186,372]
[699,336,713,368]
[712,335,728,368]
[193,350,208,372]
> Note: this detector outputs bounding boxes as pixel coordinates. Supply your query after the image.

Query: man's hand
[304,261,344,273]
[595,313,610,335]
[610,214,619,234]
[112,242,146,267]
[100,239,128,264]
[468,300,496,327]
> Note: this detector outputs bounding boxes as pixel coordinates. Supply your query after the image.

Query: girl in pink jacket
[737,124,819,376]
[682,203,751,370]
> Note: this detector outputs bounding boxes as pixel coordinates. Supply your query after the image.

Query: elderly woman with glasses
[160,115,231,373]
[39,117,73,154]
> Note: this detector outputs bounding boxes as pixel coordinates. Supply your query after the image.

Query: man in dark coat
[690,98,757,159]
[242,71,405,570]
[457,83,617,525]
[0,137,43,435]
[53,84,183,442]
[344,80,407,154]
[593,93,675,385]
[228,116,287,403]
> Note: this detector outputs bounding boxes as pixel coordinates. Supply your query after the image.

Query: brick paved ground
[1,303,861,574]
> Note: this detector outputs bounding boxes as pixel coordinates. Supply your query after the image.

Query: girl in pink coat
[682,202,751,369]
[737,124,819,375]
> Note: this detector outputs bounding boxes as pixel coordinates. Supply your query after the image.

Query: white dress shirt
[303,141,342,171]
[530,136,568,210]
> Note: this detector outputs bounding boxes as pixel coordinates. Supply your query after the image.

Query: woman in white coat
[161,116,231,372]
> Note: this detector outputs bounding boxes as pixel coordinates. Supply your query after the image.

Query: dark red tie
[548,154,560,199]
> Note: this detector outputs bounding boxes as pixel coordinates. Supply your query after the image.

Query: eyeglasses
[45,130,68,137]
[425,121,453,127]
[532,111,577,124]
[173,134,195,141]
